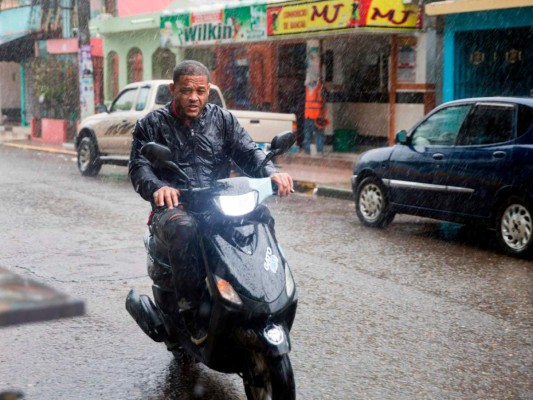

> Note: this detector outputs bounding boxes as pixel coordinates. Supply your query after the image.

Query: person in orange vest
[303,80,329,154]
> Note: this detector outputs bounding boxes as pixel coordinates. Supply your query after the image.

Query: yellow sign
[267,0,422,37]
[268,0,360,36]
[365,0,420,30]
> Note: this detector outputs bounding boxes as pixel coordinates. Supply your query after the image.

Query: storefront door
[455,27,533,98]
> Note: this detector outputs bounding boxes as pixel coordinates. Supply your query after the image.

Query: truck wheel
[355,177,395,228]
[77,137,102,177]
[495,196,532,258]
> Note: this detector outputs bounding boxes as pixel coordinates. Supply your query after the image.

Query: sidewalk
[276,150,357,199]
[0,125,358,200]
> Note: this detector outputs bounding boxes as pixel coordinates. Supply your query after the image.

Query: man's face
[169,74,210,119]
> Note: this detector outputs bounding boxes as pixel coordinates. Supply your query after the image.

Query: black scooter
[126,131,298,400]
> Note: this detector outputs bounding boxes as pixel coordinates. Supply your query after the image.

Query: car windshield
[110,88,138,112]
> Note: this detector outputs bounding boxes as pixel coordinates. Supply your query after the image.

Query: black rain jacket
[128,102,277,203]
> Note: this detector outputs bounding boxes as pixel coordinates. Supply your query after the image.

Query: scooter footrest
[125,289,166,342]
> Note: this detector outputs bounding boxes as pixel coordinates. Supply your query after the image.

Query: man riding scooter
[128,60,293,344]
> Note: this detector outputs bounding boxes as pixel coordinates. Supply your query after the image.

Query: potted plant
[30,57,79,144]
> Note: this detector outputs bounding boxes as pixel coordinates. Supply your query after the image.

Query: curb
[2,141,353,201]
[292,180,353,201]
[315,186,353,200]
[2,141,77,156]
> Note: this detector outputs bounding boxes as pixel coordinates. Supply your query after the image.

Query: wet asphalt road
[0,146,531,399]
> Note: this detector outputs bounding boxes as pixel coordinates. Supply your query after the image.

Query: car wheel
[77,136,102,177]
[355,177,395,228]
[496,196,532,258]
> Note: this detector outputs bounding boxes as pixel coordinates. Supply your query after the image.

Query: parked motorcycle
[126,131,298,399]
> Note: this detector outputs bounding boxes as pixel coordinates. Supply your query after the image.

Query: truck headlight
[214,192,258,216]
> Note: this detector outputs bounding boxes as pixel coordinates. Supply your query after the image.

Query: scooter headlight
[214,275,242,305]
[285,264,295,297]
[214,191,258,216]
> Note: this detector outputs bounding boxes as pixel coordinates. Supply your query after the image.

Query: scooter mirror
[141,142,173,164]
[141,142,192,186]
[270,131,295,155]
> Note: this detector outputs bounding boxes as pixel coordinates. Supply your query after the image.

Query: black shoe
[125,289,166,342]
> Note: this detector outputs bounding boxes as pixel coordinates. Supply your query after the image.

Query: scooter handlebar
[271,182,295,196]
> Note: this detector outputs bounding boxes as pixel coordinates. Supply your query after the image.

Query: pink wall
[118,0,175,17]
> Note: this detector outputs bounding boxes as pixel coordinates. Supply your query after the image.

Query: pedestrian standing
[303,80,328,154]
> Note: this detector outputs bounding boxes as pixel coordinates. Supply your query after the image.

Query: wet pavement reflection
[144,359,243,400]
[0,149,531,399]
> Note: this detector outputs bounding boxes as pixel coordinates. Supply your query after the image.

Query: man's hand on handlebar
[270,173,294,197]
[154,186,180,209]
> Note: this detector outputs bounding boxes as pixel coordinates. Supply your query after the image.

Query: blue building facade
[441,7,533,101]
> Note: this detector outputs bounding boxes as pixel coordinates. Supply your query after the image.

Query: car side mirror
[270,131,296,154]
[395,130,408,144]
[95,104,108,114]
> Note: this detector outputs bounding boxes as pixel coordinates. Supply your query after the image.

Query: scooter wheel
[171,347,195,365]
[243,353,295,400]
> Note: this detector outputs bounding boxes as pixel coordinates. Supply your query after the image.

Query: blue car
[352,97,533,257]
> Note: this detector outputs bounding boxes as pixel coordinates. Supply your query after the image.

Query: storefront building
[94,0,436,146]
[426,0,533,102]
[161,0,436,145]
[0,4,42,126]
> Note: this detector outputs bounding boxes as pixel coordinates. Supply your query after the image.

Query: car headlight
[214,191,258,216]
[214,275,242,305]
[285,264,295,297]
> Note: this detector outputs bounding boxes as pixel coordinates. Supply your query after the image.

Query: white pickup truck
[75,79,297,176]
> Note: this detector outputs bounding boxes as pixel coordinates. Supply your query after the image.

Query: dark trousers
[150,206,204,308]
[148,204,275,308]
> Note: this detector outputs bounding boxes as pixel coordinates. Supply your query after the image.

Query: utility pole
[77,0,95,120]
[77,0,91,46]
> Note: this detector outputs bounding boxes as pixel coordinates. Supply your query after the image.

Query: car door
[443,102,516,217]
[97,86,139,154]
[387,104,472,211]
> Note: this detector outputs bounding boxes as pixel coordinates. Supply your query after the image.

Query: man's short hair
[172,60,211,83]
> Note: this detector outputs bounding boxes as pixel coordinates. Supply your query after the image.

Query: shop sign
[365,0,422,30]
[267,0,422,37]
[397,35,417,82]
[160,4,267,47]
